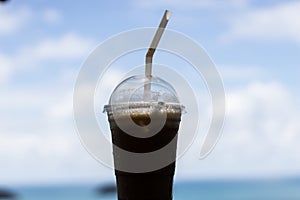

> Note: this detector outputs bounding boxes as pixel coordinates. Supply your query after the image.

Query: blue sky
[1,0,300,185]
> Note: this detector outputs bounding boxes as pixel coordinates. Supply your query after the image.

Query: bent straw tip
[165,10,172,20]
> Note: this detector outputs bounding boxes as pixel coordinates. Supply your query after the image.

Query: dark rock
[96,184,117,195]
[0,189,16,198]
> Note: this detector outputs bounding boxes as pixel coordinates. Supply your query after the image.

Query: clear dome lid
[111,75,179,104]
[104,75,183,114]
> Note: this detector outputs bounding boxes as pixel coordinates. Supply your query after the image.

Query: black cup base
[116,172,174,200]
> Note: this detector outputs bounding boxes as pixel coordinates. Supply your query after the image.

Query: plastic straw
[144,10,171,98]
[145,10,171,77]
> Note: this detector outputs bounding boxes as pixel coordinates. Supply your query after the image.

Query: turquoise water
[5,179,300,200]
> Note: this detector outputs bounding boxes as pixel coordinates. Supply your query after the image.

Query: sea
[3,179,300,200]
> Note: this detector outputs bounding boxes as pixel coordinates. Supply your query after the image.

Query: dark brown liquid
[109,112,181,153]
[107,110,181,200]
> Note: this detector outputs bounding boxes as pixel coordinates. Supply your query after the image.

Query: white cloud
[0,30,102,184]
[0,131,113,185]
[0,7,32,35]
[222,1,300,43]
[0,54,12,82]
[222,81,300,170]
[0,7,63,36]
[133,0,248,9]
[0,33,94,83]
[0,68,114,184]
[178,81,300,179]
[46,92,73,119]
[43,9,62,23]
[25,33,95,61]
[219,65,266,82]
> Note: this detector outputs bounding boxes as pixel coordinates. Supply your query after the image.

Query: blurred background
[1,0,300,199]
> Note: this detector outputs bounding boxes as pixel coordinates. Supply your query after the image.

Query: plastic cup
[104,75,183,200]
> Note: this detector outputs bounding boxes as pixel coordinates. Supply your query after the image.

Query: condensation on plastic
[104,75,185,115]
